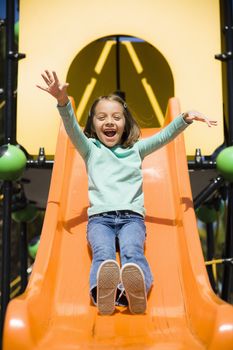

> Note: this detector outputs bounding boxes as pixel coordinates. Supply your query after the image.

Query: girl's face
[93,100,126,147]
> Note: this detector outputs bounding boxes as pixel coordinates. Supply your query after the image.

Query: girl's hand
[36,70,69,106]
[183,110,218,127]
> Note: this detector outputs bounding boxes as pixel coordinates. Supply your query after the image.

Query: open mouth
[103,130,117,138]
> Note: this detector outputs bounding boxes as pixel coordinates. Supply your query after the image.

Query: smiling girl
[37,70,217,315]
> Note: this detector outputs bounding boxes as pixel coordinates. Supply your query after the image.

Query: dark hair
[84,94,141,148]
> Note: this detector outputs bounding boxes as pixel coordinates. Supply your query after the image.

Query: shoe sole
[121,263,147,314]
[97,260,120,315]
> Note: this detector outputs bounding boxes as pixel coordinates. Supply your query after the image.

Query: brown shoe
[121,263,147,314]
[97,260,120,315]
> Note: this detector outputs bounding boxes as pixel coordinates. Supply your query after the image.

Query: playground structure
[0,0,233,348]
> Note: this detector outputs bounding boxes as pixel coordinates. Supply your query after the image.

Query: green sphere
[12,204,38,223]
[0,144,27,181]
[196,201,224,224]
[196,205,218,223]
[216,146,233,182]
[28,236,40,260]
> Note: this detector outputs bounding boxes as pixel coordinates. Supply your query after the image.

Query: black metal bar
[24,157,217,170]
[0,0,16,338]
[24,158,216,170]
[188,160,216,170]
[187,148,216,170]
[5,0,16,144]
[218,0,233,302]
[219,0,233,146]
[116,36,120,91]
[25,147,54,168]
[19,222,28,293]
[193,176,225,209]
[26,159,54,169]
[221,183,233,301]
[206,223,217,292]
[0,181,12,335]
[24,159,216,170]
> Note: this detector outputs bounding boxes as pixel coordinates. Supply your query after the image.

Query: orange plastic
[3,98,233,349]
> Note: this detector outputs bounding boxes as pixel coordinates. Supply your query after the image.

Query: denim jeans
[86,210,153,301]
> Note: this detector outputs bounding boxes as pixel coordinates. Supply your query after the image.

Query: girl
[37,70,217,315]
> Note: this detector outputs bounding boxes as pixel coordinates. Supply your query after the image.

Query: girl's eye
[97,116,105,121]
[114,115,121,120]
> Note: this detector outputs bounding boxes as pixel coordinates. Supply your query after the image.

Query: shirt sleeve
[57,100,92,159]
[138,114,190,159]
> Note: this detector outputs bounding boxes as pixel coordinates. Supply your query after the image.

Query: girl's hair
[84,94,141,148]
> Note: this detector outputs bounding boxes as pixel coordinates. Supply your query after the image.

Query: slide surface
[3,98,233,349]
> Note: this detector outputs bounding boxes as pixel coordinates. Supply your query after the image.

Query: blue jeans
[86,210,153,299]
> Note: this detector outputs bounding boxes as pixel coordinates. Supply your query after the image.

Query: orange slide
[3,98,233,349]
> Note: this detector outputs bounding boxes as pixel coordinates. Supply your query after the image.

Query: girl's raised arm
[37,70,92,159]
[138,111,217,159]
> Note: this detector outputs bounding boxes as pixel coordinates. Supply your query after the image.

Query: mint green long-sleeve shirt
[57,101,190,217]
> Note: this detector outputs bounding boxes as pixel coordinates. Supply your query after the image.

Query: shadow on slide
[3,98,233,349]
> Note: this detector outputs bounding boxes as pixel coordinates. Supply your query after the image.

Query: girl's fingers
[41,73,51,86]
[38,70,68,99]
[200,117,217,125]
[63,83,69,89]
[201,116,211,126]
[186,111,218,127]
[36,84,48,92]
[45,70,53,82]
[198,117,218,127]
[52,71,59,84]
[199,117,216,127]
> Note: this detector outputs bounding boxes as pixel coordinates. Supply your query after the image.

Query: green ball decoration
[28,236,40,260]
[196,205,218,223]
[216,146,233,182]
[0,144,27,181]
[196,201,224,224]
[12,204,38,223]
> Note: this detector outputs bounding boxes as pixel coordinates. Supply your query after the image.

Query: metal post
[19,222,28,293]
[0,0,16,337]
[218,0,233,146]
[217,0,233,302]
[5,0,17,145]
[116,36,121,91]
[114,36,126,101]
[0,182,12,331]
[222,184,233,301]
[206,223,217,292]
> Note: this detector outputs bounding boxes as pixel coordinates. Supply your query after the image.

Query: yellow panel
[17,0,223,155]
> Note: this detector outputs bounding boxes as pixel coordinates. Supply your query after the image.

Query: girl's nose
[105,117,114,125]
